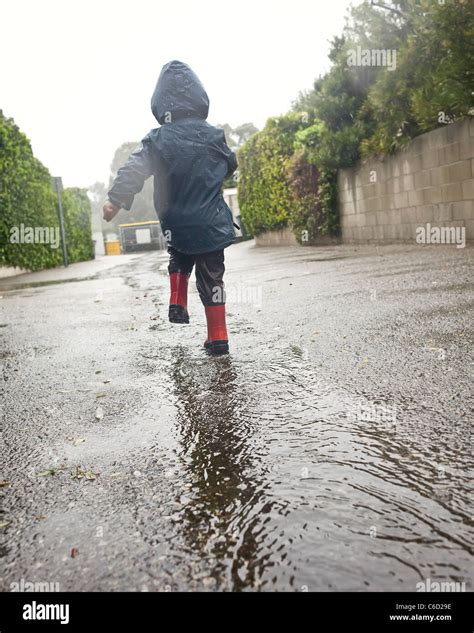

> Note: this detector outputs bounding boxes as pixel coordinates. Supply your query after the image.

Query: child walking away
[103,60,238,355]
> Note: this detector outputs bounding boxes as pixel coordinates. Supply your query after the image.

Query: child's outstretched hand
[103,201,120,222]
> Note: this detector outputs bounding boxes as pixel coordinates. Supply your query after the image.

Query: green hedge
[62,188,95,263]
[237,115,340,241]
[238,113,309,236]
[0,111,94,270]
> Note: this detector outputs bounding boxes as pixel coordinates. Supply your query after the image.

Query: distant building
[223,188,244,239]
[118,221,167,253]
[90,200,105,257]
[92,230,105,257]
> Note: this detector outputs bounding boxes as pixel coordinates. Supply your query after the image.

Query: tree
[102,142,157,234]
[360,0,474,155]
[239,0,473,241]
[88,181,107,233]
[216,122,259,151]
[216,122,259,188]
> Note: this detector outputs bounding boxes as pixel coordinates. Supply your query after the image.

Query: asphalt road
[1,241,472,591]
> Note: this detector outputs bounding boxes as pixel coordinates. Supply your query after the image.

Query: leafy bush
[287,150,322,241]
[238,113,308,236]
[62,188,94,263]
[0,111,62,270]
[0,111,93,270]
[360,0,473,157]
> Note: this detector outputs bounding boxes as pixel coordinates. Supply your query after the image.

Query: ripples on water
[132,321,472,592]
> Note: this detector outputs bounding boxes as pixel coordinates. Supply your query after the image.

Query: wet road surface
[1,242,472,591]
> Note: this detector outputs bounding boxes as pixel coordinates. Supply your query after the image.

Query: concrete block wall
[338,119,474,244]
[254,227,298,247]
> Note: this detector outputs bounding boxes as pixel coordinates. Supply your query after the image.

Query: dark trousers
[168,247,225,306]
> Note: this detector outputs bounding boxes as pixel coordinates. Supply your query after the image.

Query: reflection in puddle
[170,348,267,589]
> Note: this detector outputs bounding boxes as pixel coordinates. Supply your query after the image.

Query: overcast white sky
[1,0,355,188]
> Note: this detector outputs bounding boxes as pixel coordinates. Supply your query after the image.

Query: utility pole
[52,177,68,267]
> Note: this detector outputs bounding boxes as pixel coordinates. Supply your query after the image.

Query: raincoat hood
[151,60,210,125]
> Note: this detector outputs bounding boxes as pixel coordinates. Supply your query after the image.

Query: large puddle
[127,328,472,591]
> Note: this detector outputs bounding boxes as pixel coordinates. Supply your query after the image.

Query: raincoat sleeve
[219,130,238,179]
[107,134,154,210]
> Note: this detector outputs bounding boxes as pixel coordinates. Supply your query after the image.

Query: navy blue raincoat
[108,60,238,255]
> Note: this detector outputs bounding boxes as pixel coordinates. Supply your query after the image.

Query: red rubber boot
[169,273,190,324]
[204,305,229,355]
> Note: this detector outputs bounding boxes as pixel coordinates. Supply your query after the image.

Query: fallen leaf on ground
[70,547,79,558]
[71,466,99,481]
[38,467,63,477]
